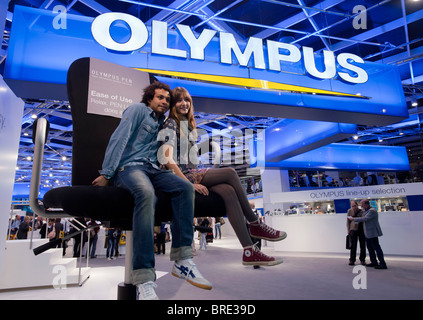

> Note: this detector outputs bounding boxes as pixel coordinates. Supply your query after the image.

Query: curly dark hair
[141,81,172,106]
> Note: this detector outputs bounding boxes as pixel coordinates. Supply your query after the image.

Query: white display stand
[0,76,25,278]
[0,239,90,290]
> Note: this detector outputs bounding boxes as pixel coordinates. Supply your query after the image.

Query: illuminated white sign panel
[91,12,368,84]
[269,183,422,203]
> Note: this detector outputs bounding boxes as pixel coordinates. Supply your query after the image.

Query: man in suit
[348,199,387,269]
[346,200,366,266]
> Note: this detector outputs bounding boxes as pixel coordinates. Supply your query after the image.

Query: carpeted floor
[1,236,422,300]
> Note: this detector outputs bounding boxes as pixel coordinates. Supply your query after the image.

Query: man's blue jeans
[114,164,195,285]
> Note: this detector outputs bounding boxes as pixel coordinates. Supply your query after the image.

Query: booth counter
[260,182,423,256]
[269,211,423,256]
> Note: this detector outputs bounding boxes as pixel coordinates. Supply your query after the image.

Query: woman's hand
[194,183,209,196]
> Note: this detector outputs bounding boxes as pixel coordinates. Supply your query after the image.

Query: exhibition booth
[1,4,423,296]
[260,178,423,256]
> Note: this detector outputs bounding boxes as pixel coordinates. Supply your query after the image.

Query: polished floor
[1,235,422,300]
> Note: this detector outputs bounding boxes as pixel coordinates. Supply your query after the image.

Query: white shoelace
[139,281,157,299]
[252,243,271,258]
[259,222,277,235]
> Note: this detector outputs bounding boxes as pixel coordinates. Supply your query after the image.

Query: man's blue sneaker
[172,258,212,290]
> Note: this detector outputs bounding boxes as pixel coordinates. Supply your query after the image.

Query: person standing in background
[346,200,366,266]
[348,199,387,269]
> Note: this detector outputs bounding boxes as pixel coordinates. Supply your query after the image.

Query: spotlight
[411,97,418,107]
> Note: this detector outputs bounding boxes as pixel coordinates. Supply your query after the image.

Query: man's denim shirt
[99,103,165,179]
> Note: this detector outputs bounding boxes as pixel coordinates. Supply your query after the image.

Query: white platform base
[271,211,423,256]
[0,239,90,290]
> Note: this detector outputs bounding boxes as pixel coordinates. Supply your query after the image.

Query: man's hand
[92,175,110,187]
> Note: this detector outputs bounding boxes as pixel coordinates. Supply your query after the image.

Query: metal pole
[124,231,133,285]
[29,213,36,250]
[7,205,13,240]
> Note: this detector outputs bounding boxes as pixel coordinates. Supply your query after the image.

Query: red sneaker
[242,245,283,266]
[249,220,287,241]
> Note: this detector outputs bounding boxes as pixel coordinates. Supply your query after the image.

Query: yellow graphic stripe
[135,68,368,99]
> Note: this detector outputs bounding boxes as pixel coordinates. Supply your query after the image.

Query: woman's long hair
[169,87,197,132]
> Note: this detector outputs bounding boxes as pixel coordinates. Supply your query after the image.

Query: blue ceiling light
[250,141,410,172]
[264,119,357,162]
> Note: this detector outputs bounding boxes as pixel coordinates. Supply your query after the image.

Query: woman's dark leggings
[200,167,258,247]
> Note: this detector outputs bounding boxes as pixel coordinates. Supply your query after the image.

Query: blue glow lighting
[264,120,357,162]
[250,141,410,172]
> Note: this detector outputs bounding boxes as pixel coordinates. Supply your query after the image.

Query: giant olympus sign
[91,12,368,84]
[5,5,407,126]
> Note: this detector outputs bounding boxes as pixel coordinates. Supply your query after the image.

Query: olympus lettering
[91,13,368,84]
